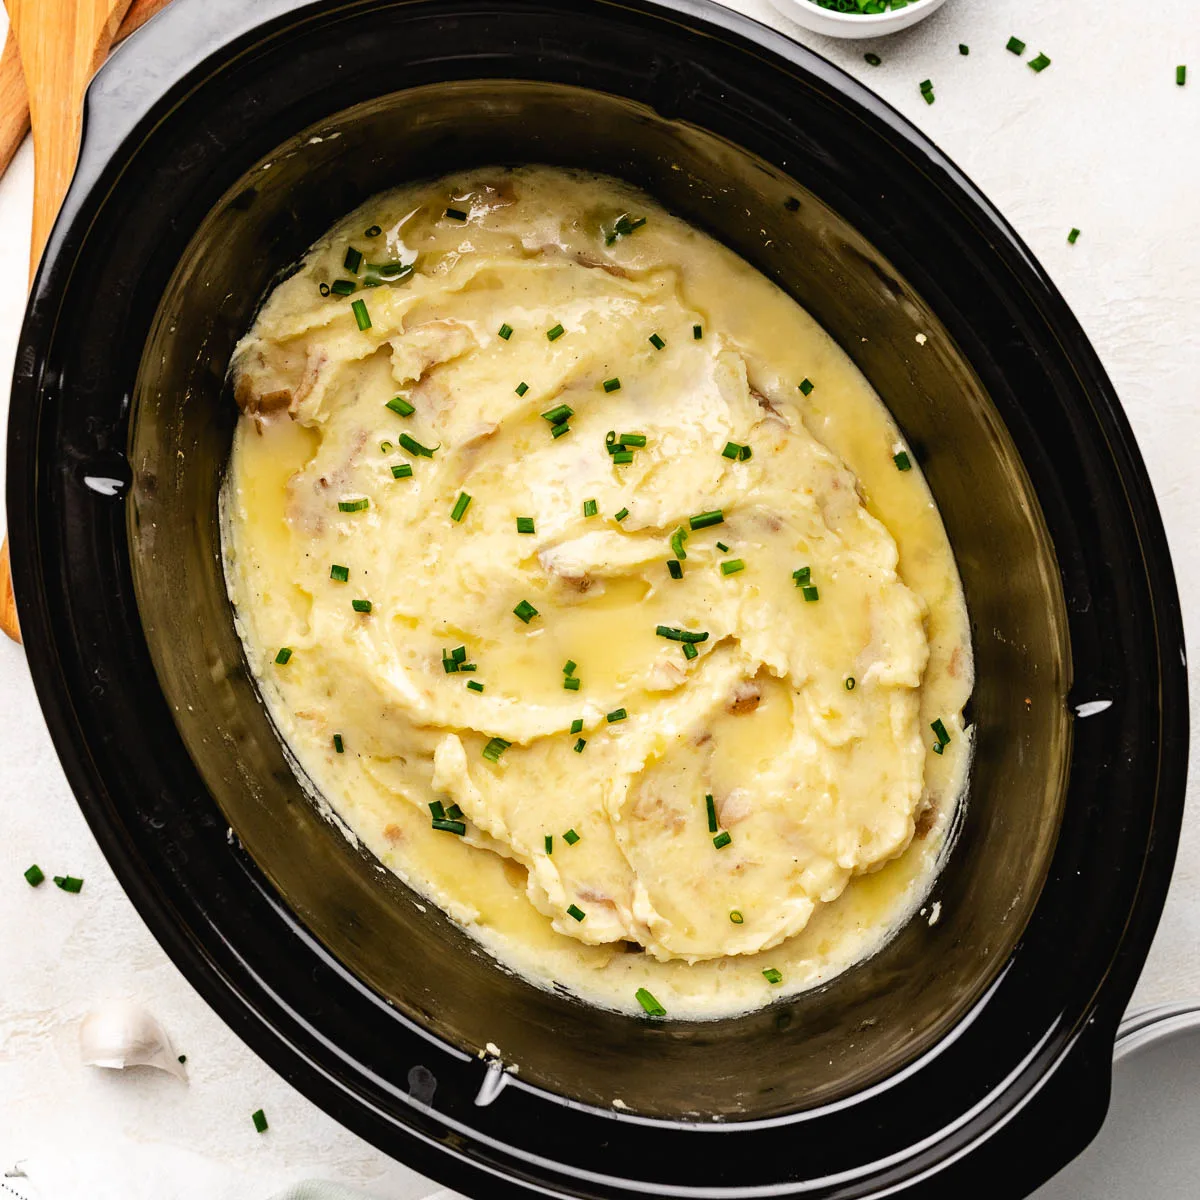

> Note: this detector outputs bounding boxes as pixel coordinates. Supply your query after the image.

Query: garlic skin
[79,999,187,1080]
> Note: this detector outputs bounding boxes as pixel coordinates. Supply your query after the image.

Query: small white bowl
[765,0,949,39]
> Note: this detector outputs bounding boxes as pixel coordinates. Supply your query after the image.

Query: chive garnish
[330,564,349,583]
[498,322,514,340]
[614,507,630,522]
[611,450,634,464]
[352,599,373,613]
[564,677,581,691]
[713,831,732,849]
[802,585,820,602]
[693,324,703,339]
[893,450,912,471]
[603,377,621,393]
[667,560,683,579]
[604,214,647,244]
[619,433,646,447]
[515,382,529,397]
[446,804,464,820]
[516,516,535,534]
[682,641,698,660]
[399,432,438,458]
[864,52,881,67]
[574,738,587,752]
[482,737,512,762]
[54,875,84,893]
[959,43,969,55]
[689,510,724,531]
[722,442,740,460]
[351,299,371,330]
[459,664,477,672]
[330,279,356,296]
[380,440,394,452]
[513,599,539,623]
[567,904,586,922]
[1006,36,1026,55]
[670,526,688,560]
[450,492,472,522]
[649,333,666,350]
[467,680,484,693]
[445,207,469,221]
[365,224,382,237]
[635,987,666,1016]
[429,800,447,820]
[563,828,581,846]
[721,559,745,576]
[1068,228,1081,245]
[551,422,571,439]
[606,708,627,723]
[338,497,369,512]
[541,403,574,425]
[545,835,554,854]
[24,864,44,887]
[1177,65,1188,86]
[432,818,467,834]
[252,1109,269,1134]
[1028,53,1051,73]
[318,282,331,297]
[931,718,951,748]
[392,463,413,479]
[546,323,565,341]
[705,793,718,833]
[762,968,783,985]
[655,626,709,643]
[933,743,945,755]
[386,395,415,417]
[344,247,363,274]
[729,909,744,924]
[845,677,856,691]
[583,499,598,518]
[333,733,345,753]
[443,650,459,674]
[793,567,811,586]
[369,261,412,281]
[564,660,577,676]
[799,378,814,396]
[716,542,729,553]
[275,647,293,665]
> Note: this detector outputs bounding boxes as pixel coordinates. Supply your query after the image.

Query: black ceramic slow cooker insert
[6,1,1188,1197]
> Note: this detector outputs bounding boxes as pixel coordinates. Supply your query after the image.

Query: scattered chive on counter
[959,44,969,56]
[274,647,293,665]
[54,875,84,893]
[1178,65,1187,86]
[1029,53,1051,73]
[636,987,666,1017]
[1068,228,1081,245]
[920,79,935,105]
[24,864,45,887]
[864,52,881,67]
[252,1109,269,1134]
[1007,36,1026,55]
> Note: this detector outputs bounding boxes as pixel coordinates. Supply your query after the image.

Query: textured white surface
[0,1,1196,1197]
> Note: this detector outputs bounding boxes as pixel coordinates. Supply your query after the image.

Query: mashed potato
[223,166,972,1018]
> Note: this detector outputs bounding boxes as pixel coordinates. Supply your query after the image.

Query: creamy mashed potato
[223,167,972,1018]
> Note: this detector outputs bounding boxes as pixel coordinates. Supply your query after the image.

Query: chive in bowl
[765,0,949,39]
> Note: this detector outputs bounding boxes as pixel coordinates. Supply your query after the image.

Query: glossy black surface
[6,1,1188,1197]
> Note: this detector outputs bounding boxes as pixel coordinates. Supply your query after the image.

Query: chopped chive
[352,599,373,614]
[450,492,472,522]
[275,647,293,665]
[570,718,584,734]
[688,510,724,531]
[667,560,683,579]
[1006,36,1026,55]
[635,987,666,1017]
[721,559,745,576]
[391,463,413,479]
[429,800,447,820]
[670,526,689,560]
[713,831,732,849]
[178,1055,187,1063]
[344,247,363,274]
[693,324,703,339]
[793,566,811,586]
[602,377,621,393]
[566,904,586,922]
[551,421,571,439]
[541,403,574,425]
[498,322,514,340]
[330,564,349,583]
[762,968,783,985]
[54,875,83,893]
[252,1109,269,1134]
[452,644,467,663]
[611,450,634,464]
[919,79,933,93]
[330,279,356,296]
[583,498,598,518]
[351,299,371,330]
[722,442,741,459]
[24,864,44,887]
[864,52,881,67]
[619,433,646,447]
[1177,65,1187,86]
[386,395,415,417]
[716,541,729,553]
[802,585,820,602]
[573,737,587,753]
[442,651,458,674]
[705,793,718,833]
[729,909,744,924]
[459,664,477,672]
[655,627,709,643]
[1068,228,1081,245]
[318,282,331,297]
[931,717,951,747]
[563,828,581,846]
[845,677,856,691]
[467,679,484,693]
[606,708,627,723]
[894,450,912,471]
[365,224,382,238]
[933,742,945,755]
[799,378,814,396]
[380,440,394,452]
[545,835,554,854]
[959,43,969,55]
[1029,53,1051,73]
[546,323,565,341]
[614,507,630,522]
[649,333,666,350]
[432,818,466,834]
[564,660,577,676]
[515,382,529,397]
[338,497,369,512]
[369,261,412,281]
[513,599,539,623]
[682,641,698,661]
[482,736,512,762]
[446,804,464,820]
[563,676,581,691]
[516,516,535,534]
[399,432,438,457]
[333,733,345,753]
[445,206,469,221]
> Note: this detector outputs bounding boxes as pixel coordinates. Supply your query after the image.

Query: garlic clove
[79,999,187,1080]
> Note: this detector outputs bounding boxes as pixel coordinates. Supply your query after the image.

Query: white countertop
[0,1,1196,1197]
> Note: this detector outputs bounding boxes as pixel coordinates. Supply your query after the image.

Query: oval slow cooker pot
[6,1,1188,1197]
